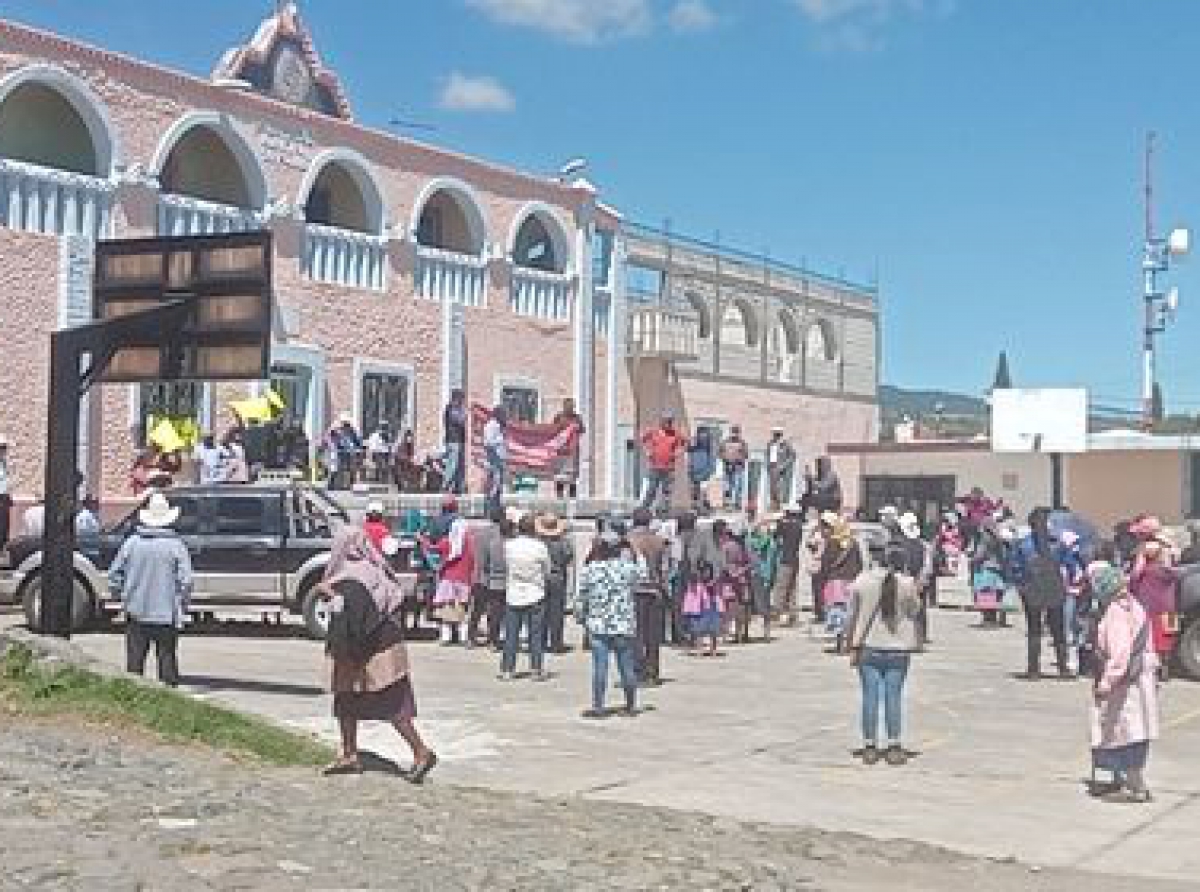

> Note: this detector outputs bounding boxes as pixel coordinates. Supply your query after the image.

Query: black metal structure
[39,232,272,638]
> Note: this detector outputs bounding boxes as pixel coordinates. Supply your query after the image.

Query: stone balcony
[627,308,700,361]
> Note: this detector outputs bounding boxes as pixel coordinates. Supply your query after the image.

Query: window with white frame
[135,382,206,448]
[359,371,411,438]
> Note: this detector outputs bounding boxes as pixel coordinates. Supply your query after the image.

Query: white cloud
[466,0,652,43]
[793,0,950,51]
[668,0,718,33]
[438,72,516,113]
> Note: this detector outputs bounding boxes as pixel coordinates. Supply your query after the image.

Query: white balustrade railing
[0,157,113,240]
[510,266,572,321]
[415,245,487,306]
[627,308,700,361]
[157,192,261,236]
[302,222,386,291]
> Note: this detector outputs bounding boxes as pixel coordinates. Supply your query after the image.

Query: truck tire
[20,572,95,633]
[1177,619,1200,681]
[300,581,331,641]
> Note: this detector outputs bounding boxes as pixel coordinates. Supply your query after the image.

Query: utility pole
[1140,132,1189,430]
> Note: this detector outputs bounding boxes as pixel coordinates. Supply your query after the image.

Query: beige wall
[1065,451,1188,531]
[831,448,1055,519]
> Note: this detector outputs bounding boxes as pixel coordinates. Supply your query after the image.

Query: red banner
[470,404,577,477]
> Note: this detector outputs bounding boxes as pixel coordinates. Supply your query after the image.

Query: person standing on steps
[483,405,508,514]
[442,389,468,495]
[108,493,193,688]
[846,545,923,766]
[320,526,437,783]
[719,425,749,510]
[765,427,796,513]
[551,398,585,501]
[639,413,685,514]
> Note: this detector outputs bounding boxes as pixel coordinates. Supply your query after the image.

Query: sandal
[406,752,438,785]
[322,759,363,777]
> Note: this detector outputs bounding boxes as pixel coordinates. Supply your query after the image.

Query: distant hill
[879,385,988,421]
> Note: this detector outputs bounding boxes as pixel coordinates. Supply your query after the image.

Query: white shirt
[23,504,45,538]
[504,535,550,607]
[195,445,223,485]
[768,440,781,464]
[366,431,392,455]
[0,453,8,496]
[483,419,506,460]
[75,508,101,536]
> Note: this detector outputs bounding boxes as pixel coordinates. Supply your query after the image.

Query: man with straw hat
[108,492,193,687]
[536,510,575,654]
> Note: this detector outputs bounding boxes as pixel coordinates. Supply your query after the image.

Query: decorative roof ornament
[212,1,352,120]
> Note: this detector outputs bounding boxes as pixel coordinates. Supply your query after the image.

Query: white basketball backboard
[991,388,1088,454]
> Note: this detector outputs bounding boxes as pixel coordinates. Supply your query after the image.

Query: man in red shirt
[639,413,685,513]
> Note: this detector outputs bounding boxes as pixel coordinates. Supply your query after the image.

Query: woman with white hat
[108,493,193,687]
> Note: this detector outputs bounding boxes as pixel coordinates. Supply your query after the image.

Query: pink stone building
[0,5,879,511]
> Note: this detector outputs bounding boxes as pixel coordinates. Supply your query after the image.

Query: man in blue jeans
[442,389,467,494]
[483,405,508,514]
[574,531,641,718]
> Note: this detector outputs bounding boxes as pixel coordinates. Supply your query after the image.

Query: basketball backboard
[991,388,1089,454]
[93,231,273,382]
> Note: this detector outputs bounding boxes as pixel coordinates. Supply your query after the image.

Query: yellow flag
[265,386,286,415]
[148,416,186,454]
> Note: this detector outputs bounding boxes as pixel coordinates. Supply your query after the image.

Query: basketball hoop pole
[40,302,190,638]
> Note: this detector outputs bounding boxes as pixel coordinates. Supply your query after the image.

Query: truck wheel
[21,573,95,633]
[300,583,331,641]
[1177,620,1200,681]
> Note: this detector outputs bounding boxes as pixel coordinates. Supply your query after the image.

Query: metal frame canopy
[93,231,273,382]
[38,232,273,638]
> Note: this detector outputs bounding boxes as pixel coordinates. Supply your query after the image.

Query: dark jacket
[774,516,805,566]
[627,527,668,596]
[326,579,385,663]
[820,538,863,583]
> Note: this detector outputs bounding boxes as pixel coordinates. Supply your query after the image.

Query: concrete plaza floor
[6,605,1200,886]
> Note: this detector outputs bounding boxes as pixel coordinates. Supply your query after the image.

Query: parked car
[0,484,417,639]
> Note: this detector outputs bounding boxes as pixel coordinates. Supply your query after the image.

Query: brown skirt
[333,677,417,722]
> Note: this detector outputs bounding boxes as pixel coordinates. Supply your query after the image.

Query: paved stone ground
[0,718,1191,891]
[4,604,1200,888]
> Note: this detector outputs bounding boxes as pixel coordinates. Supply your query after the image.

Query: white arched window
[769,309,802,382]
[685,292,713,340]
[299,150,386,290]
[0,65,116,238]
[509,204,573,319]
[412,178,489,306]
[153,113,265,235]
[721,299,758,348]
[806,317,839,362]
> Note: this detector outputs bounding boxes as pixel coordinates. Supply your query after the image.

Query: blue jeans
[485,449,505,512]
[590,633,637,710]
[858,649,911,745]
[724,461,745,508]
[1063,596,1080,648]
[501,602,545,675]
[443,441,465,494]
[640,469,672,512]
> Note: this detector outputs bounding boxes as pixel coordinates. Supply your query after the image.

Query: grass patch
[1,643,331,767]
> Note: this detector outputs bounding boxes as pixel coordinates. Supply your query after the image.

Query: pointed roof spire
[213,1,352,120]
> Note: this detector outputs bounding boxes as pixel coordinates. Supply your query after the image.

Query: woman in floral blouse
[575,531,642,719]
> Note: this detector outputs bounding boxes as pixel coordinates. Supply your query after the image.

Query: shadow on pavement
[183,674,325,697]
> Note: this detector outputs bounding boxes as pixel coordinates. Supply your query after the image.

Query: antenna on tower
[1145,130,1156,242]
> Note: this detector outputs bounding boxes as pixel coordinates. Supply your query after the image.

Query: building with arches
[0,5,878,510]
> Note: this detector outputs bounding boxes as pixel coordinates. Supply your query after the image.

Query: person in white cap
[108,493,193,686]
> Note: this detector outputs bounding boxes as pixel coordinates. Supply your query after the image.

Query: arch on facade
[508,202,571,274]
[684,291,712,339]
[297,148,384,234]
[150,111,266,209]
[410,176,487,256]
[772,308,801,355]
[806,317,839,361]
[0,63,116,176]
[720,298,759,348]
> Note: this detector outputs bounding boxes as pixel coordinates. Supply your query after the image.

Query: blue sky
[9,0,1200,409]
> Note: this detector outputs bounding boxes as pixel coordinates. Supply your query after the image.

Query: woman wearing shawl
[971,519,1010,627]
[320,526,437,781]
[818,512,863,650]
[747,519,778,641]
[1088,565,1158,803]
[1128,516,1179,682]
